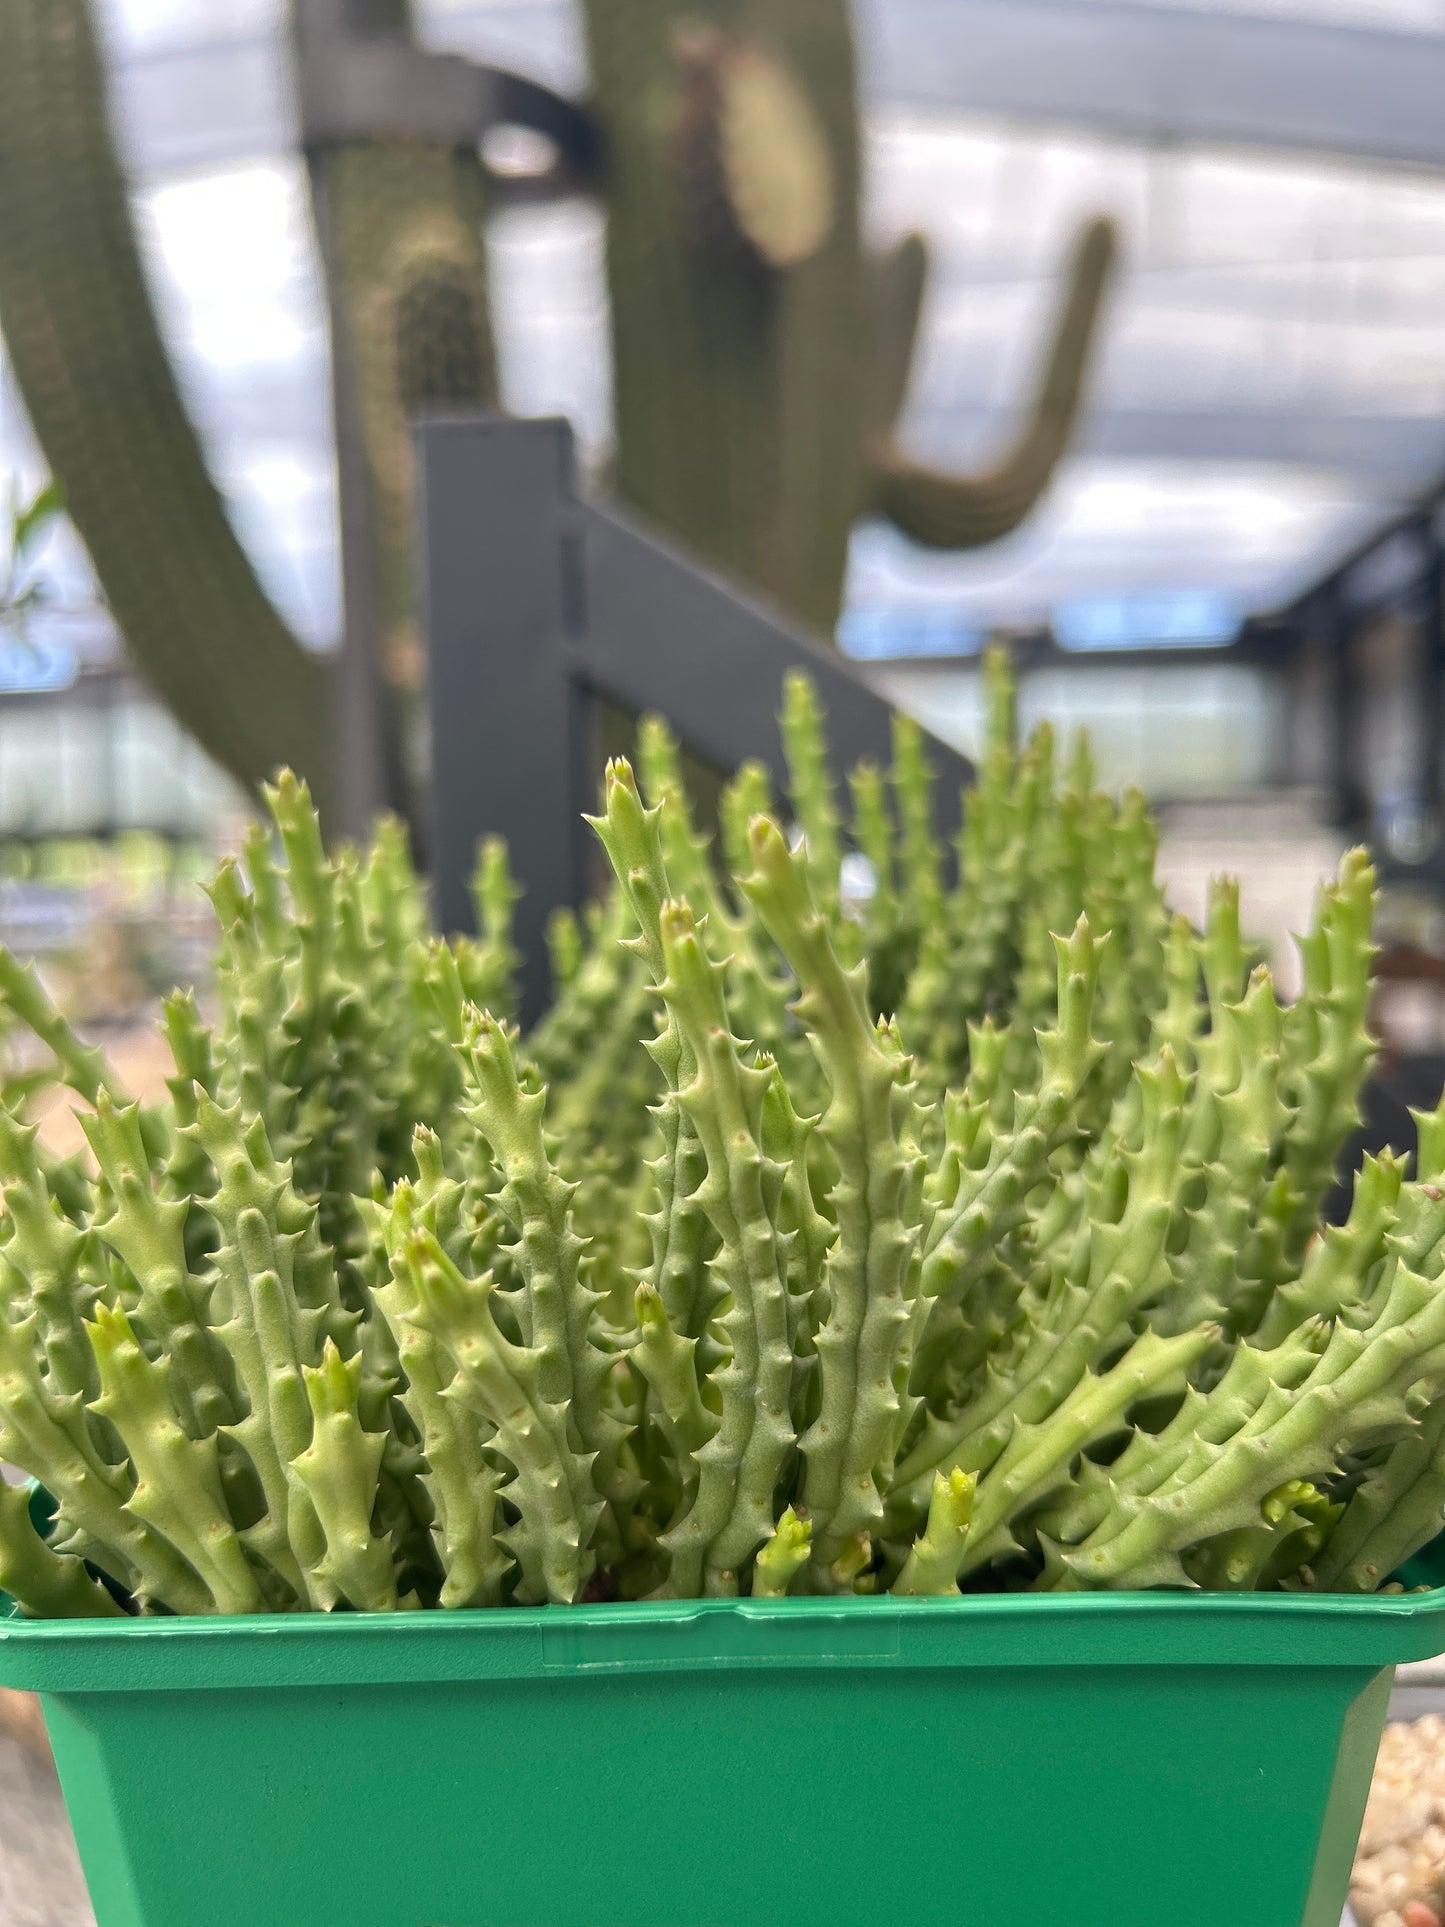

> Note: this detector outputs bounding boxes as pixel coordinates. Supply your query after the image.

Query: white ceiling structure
[8,0,1445,657]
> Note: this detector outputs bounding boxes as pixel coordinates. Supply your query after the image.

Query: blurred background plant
[0,0,1112,836]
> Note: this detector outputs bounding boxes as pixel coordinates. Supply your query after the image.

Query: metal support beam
[416,416,972,1023]
[112,1,1445,180]
[417,418,590,1027]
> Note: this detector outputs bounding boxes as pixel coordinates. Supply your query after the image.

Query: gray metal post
[416,413,973,1024]
[416,417,589,1025]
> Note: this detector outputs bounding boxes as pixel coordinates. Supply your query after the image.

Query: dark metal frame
[1274,488,1445,858]
[416,416,974,1024]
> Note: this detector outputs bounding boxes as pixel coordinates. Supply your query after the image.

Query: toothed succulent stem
[287,1342,399,1613]
[742,815,923,1580]
[892,1468,975,1596]
[752,1505,812,1598]
[652,901,796,1594]
[0,1481,125,1619]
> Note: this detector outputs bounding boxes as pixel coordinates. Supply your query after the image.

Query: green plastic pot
[2,1588,1443,1927]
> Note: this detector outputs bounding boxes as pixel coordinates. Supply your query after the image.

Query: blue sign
[837,608,986,661]
[0,639,79,693]
[1052,592,1244,653]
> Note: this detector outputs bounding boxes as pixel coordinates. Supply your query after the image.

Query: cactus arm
[1152,967,1287,1337]
[760,1058,835,1366]
[632,1282,717,1473]
[740,814,923,1580]
[86,1305,263,1615]
[720,760,775,882]
[546,907,586,996]
[865,231,929,444]
[652,903,796,1594]
[0,0,334,807]
[159,992,221,1210]
[891,1468,975,1597]
[461,838,522,1019]
[1242,850,1379,1297]
[1250,1152,1404,1349]
[184,1095,350,1602]
[893,1048,1190,1515]
[0,1306,204,1611]
[871,218,1117,550]
[890,712,945,932]
[0,1481,125,1619]
[286,1343,398,1613]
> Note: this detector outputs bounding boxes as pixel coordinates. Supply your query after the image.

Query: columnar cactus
[582,0,1117,631]
[0,0,1115,831]
[1,660,1443,1617]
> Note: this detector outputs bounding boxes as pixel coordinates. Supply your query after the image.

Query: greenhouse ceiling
[7,0,1445,654]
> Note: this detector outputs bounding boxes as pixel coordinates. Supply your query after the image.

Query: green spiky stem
[402,1229,599,1605]
[0,1481,125,1619]
[781,671,844,911]
[654,902,796,1594]
[752,1504,812,1598]
[1310,1400,1445,1593]
[742,815,923,1579]
[286,1342,398,1613]
[892,1468,975,1596]
[1061,1258,1445,1588]
[371,1178,507,1609]
[462,1010,632,1528]
[959,1325,1216,1576]
[82,1096,235,1441]
[87,1305,262,1615]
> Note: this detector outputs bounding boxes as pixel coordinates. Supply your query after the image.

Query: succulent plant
[0,662,1439,1616]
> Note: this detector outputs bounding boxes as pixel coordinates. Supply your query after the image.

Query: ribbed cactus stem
[1309,1400,1445,1593]
[82,1095,235,1440]
[959,1324,1216,1576]
[370,1178,507,1609]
